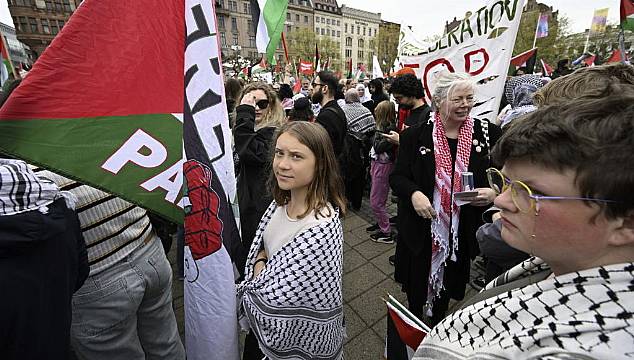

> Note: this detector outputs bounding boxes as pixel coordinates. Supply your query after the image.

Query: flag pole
[532,13,541,49]
[619,25,627,64]
[583,31,591,54]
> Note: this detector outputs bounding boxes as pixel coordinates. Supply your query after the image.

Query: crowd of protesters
[1,59,633,360]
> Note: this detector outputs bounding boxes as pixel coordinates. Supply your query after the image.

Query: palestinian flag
[510,47,537,73]
[251,0,289,64]
[0,0,183,223]
[622,0,634,31]
[540,59,553,76]
[385,294,431,351]
[0,35,15,86]
[606,48,628,63]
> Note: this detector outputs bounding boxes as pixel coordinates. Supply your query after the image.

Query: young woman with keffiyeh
[237,121,347,360]
[389,72,502,330]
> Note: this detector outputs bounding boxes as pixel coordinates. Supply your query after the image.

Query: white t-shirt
[263,203,335,259]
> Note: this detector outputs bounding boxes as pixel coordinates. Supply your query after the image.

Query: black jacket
[372,123,397,162]
[0,198,88,360]
[233,104,276,255]
[404,104,431,127]
[390,118,501,298]
[316,100,347,154]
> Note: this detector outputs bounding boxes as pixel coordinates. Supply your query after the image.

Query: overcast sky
[0,0,622,36]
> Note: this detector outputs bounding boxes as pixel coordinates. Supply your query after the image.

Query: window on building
[54,0,62,12]
[321,17,325,24]
[358,38,364,48]
[286,25,291,32]
[346,37,352,46]
[358,50,364,59]
[363,27,366,36]
[357,25,360,35]
[249,35,256,47]
[41,19,50,34]
[247,19,252,32]
[295,14,299,22]
[337,31,340,37]
[19,17,29,33]
[29,17,38,33]
[369,39,374,48]
[230,1,237,11]
[344,23,347,33]
[243,2,250,14]
[232,35,238,45]
[220,32,227,46]
[62,0,71,12]
[286,13,290,20]
[216,0,224,8]
[304,16,308,23]
[51,20,58,34]
[326,29,330,36]
[321,28,325,35]
[326,19,330,25]
[231,17,237,31]
[45,0,53,10]
[315,16,319,23]
[58,19,64,29]
[316,27,319,33]
[15,0,28,5]
[374,28,377,36]
[218,15,225,29]
[345,49,352,58]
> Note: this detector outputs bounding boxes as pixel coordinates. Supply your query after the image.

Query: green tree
[287,27,341,72]
[376,26,399,74]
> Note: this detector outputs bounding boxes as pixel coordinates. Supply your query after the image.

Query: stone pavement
[168,195,485,359]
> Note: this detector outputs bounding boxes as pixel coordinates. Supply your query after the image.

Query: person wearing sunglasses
[234,82,286,268]
[415,87,634,359]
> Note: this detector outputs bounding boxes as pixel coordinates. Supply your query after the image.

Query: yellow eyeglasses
[486,168,617,213]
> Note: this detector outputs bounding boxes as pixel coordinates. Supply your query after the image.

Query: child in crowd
[237,121,346,360]
[369,100,397,244]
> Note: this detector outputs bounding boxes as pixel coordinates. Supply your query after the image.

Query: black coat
[233,104,275,254]
[0,198,88,360]
[316,100,347,155]
[390,117,501,301]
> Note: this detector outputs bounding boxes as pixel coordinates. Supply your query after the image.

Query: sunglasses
[255,99,269,109]
[486,168,617,213]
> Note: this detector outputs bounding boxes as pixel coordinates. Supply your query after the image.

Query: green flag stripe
[0,113,183,223]
[263,0,288,62]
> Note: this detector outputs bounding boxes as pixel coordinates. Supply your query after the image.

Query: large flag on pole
[540,58,553,76]
[621,0,634,31]
[0,0,184,223]
[535,13,549,38]
[251,0,289,64]
[591,8,610,33]
[183,1,241,359]
[372,54,384,79]
[510,47,537,73]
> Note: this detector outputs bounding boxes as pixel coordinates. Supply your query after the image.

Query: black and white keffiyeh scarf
[237,201,345,360]
[0,159,63,216]
[415,257,634,359]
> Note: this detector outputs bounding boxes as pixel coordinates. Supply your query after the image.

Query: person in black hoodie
[366,78,389,114]
[312,71,347,155]
[234,82,286,262]
[0,159,88,360]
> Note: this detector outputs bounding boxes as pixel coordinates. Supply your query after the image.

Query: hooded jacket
[0,160,88,360]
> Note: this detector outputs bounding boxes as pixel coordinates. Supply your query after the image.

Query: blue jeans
[70,236,185,360]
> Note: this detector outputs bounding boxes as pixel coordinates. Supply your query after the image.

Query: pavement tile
[348,278,404,325]
[343,247,367,274]
[370,248,396,276]
[344,304,366,343]
[343,213,370,232]
[343,263,386,301]
[344,230,368,247]
[371,316,388,341]
[343,329,385,360]
[354,239,393,261]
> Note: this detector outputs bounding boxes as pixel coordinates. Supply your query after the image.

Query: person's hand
[469,188,496,206]
[411,191,436,219]
[253,258,267,277]
[240,93,256,107]
[382,131,400,145]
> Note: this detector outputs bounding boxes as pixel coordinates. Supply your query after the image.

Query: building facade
[284,0,314,62]
[0,22,30,66]
[340,5,380,72]
[313,0,342,69]
[8,0,81,58]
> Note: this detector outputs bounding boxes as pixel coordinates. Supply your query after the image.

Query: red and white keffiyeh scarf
[427,112,473,315]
